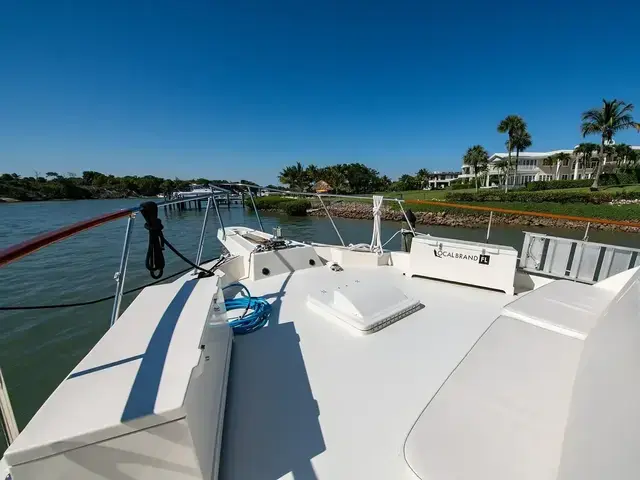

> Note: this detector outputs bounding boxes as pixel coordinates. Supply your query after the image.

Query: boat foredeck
[219,265,513,479]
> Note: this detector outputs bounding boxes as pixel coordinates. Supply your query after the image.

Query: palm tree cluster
[278,162,434,194]
[497,115,532,192]
[462,145,489,192]
[460,115,532,191]
[278,162,394,194]
[461,99,639,191]
[581,99,640,189]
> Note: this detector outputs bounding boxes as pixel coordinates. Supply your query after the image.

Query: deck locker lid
[4,276,221,466]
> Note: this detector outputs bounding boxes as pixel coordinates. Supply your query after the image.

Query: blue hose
[222,283,271,335]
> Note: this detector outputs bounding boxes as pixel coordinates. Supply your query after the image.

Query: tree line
[278,162,432,193]
[0,171,258,201]
[463,98,640,192]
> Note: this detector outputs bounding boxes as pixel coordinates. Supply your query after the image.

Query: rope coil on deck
[222,283,271,335]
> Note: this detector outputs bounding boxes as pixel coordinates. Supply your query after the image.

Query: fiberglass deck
[219,266,513,480]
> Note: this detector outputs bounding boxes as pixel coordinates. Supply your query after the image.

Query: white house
[426,171,459,189]
[458,146,640,187]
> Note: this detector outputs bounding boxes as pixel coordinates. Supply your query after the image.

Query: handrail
[405,199,640,229]
[0,194,213,268]
[0,208,136,267]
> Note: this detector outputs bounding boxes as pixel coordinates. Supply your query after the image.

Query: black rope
[0,257,220,311]
[141,201,166,279]
[140,201,217,279]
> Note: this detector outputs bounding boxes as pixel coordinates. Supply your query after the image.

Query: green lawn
[381,185,640,200]
[397,201,639,222]
[378,189,475,200]
[378,186,640,222]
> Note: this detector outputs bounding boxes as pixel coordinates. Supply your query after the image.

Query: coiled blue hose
[222,282,271,335]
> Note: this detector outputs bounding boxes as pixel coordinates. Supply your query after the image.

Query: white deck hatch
[306,271,422,334]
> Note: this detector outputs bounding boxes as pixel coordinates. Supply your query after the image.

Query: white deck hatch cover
[306,276,422,334]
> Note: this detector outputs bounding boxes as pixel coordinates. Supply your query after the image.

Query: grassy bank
[401,201,640,222]
[378,186,640,222]
[382,185,640,201]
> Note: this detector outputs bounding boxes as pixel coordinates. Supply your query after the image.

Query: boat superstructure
[0,188,639,479]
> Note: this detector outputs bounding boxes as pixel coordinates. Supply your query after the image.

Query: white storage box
[3,276,232,480]
[409,235,517,295]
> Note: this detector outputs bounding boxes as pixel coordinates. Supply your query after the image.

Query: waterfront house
[426,171,459,189]
[458,146,640,187]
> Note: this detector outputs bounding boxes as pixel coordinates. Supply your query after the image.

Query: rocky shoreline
[307,202,640,233]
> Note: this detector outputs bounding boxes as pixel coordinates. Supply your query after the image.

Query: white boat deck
[4,222,638,480]
[219,266,512,479]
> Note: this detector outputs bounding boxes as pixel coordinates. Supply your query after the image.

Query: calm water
[0,199,638,450]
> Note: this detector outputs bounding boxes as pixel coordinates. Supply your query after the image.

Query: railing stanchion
[397,199,416,236]
[211,192,226,241]
[486,211,493,243]
[110,214,135,327]
[318,195,345,246]
[0,366,19,447]
[583,222,590,241]
[193,196,212,273]
[247,187,264,232]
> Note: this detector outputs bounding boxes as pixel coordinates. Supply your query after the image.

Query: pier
[161,192,245,213]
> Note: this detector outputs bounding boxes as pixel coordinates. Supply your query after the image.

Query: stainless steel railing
[520,231,640,283]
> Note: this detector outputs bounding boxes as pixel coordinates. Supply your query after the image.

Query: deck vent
[306,279,422,335]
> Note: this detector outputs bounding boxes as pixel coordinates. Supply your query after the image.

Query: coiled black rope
[140,201,217,279]
[141,201,166,279]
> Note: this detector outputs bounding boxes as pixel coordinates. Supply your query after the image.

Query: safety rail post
[486,211,493,243]
[109,214,136,327]
[0,367,19,447]
[211,192,226,241]
[247,187,264,232]
[396,199,416,236]
[193,196,213,274]
[317,195,345,246]
[583,222,591,241]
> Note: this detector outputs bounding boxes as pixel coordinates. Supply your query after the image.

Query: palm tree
[581,99,640,189]
[543,153,563,180]
[614,143,634,168]
[497,115,526,192]
[323,165,347,194]
[415,168,430,189]
[555,152,572,180]
[574,143,598,178]
[462,145,489,192]
[510,128,532,187]
[494,158,509,186]
[306,164,321,183]
[278,162,309,191]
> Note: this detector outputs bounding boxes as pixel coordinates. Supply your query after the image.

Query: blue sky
[1,0,639,184]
